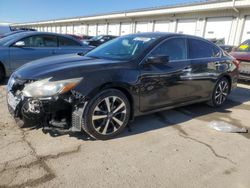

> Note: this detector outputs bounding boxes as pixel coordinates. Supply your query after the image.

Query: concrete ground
[0,81,250,188]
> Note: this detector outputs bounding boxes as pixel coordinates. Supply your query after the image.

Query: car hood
[14,53,128,80]
[230,51,250,61]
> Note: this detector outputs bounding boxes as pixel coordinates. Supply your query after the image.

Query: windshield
[85,35,158,61]
[91,35,103,41]
[236,40,250,52]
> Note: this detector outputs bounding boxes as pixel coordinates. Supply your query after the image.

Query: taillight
[233,59,240,69]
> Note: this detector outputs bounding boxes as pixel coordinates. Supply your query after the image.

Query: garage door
[97,24,107,35]
[56,26,61,33]
[88,25,97,36]
[52,26,56,33]
[204,17,233,45]
[61,26,67,34]
[120,23,131,35]
[67,26,73,34]
[73,25,86,35]
[108,23,120,36]
[177,19,197,35]
[136,22,149,33]
[47,26,52,32]
[154,21,170,32]
[241,16,250,42]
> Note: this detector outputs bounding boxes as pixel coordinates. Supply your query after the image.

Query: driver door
[139,37,193,112]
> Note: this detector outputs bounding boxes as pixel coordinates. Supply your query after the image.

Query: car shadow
[0,78,8,85]
[23,85,250,141]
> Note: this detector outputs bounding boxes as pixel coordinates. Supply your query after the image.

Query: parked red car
[230,39,250,81]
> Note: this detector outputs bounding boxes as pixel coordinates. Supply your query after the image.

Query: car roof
[12,31,71,37]
[0,31,83,46]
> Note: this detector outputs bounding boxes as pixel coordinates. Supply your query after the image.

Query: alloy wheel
[91,96,127,135]
[214,80,229,105]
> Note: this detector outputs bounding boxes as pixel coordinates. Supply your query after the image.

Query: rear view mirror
[13,41,25,47]
[145,55,169,65]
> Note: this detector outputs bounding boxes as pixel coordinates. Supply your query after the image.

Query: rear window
[58,36,81,47]
[188,39,220,59]
[21,35,57,47]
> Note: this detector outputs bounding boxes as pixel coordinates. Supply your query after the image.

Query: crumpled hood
[230,51,250,61]
[14,53,126,80]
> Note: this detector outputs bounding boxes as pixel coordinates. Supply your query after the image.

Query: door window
[188,39,220,59]
[150,38,187,61]
[58,36,81,47]
[20,35,57,47]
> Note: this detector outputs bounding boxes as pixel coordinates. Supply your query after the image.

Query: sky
[0,0,206,23]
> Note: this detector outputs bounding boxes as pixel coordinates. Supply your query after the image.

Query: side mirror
[145,55,169,65]
[13,41,25,47]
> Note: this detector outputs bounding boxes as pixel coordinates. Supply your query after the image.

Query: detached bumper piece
[7,91,87,132]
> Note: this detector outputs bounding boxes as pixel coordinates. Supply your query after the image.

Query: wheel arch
[86,82,135,120]
[219,74,232,93]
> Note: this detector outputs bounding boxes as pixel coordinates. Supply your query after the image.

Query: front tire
[82,89,131,140]
[207,77,230,107]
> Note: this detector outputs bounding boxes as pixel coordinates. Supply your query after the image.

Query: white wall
[19,11,250,45]
[176,19,197,35]
[97,24,107,35]
[120,23,131,35]
[154,21,170,32]
[135,22,150,33]
[88,24,97,36]
[204,17,233,44]
[108,23,120,36]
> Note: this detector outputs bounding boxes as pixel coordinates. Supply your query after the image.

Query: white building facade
[12,0,250,45]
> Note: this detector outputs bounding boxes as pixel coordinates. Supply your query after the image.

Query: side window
[188,39,220,59]
[20,35,57,47]
[150,38,187,61]
[58,37,81,47]
[42,35,57,47]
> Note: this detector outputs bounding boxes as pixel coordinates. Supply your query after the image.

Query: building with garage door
[12,0,250,45]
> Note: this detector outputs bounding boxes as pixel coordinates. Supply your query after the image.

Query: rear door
[57,36,88,55]
[9,34,57,71]
[187,38,223,99]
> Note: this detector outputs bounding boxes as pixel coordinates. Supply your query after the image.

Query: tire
[0,66,5,83]
[207,77,230,107]
[82,89,131,140]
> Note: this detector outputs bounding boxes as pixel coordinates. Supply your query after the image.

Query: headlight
[22,77,83,98]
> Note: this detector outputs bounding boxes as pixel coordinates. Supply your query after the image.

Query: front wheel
[207,77,230,107]
[82,89,131,140]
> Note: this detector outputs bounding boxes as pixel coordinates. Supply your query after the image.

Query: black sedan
[7,33,239,140]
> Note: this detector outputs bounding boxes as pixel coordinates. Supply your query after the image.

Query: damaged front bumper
[7,90,88,132]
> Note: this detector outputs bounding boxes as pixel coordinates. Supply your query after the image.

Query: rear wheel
[82,89,130,140]
[208,77,230,107]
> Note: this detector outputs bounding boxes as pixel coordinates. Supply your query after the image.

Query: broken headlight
[22,77,83,98]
